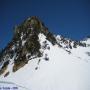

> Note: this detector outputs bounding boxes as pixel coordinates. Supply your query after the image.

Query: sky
[0,0,90,49]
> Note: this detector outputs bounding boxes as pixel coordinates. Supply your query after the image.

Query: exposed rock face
[0,16,57,74]
[0,16,89,75]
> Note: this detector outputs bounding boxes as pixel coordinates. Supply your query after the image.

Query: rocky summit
[0,16,90,90]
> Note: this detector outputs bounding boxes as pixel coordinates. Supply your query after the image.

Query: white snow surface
[0,34,90,90]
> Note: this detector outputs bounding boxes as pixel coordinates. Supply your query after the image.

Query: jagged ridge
[0,16,89,77]
[0,16,57,75]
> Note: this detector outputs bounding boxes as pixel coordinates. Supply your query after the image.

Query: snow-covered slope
[0,33,90,90]
[0,17,90,90]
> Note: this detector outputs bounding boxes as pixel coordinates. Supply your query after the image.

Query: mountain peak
[0,16,57,74]
[14,16,50,39]
[14,16,57,45]
[0,17,90,90]
[25,16,41,29]
[15,16,42,33]
[27,16,40,21]
[0,16,89,78]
